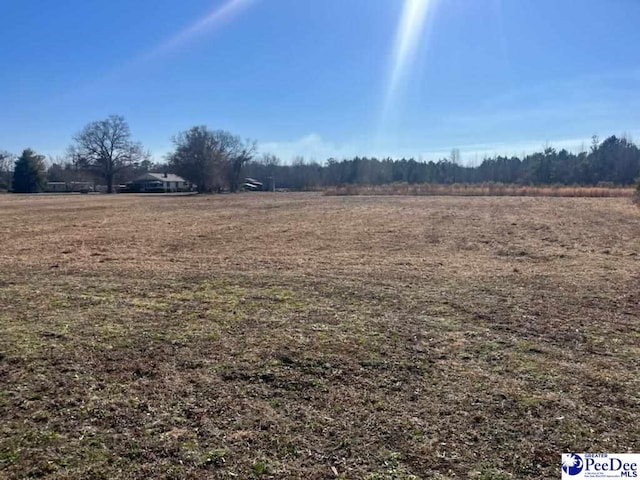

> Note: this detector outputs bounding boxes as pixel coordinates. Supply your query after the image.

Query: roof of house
[245,177,263,186]
[133,172,187,183]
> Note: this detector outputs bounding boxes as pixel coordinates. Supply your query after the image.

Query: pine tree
[12,149,46,193]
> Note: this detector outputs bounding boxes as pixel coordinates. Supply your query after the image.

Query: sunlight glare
[145,0,255,61]
[388,0,432,102]
[378,0,436,145]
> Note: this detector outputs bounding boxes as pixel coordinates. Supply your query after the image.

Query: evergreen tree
[12,149,46,193]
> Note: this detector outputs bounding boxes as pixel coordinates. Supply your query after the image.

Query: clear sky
[1,0,639,164]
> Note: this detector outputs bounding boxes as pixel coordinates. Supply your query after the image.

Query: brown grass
[0,193,639,479]
[325,183,635,198]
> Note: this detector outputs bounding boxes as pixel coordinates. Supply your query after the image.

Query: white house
[130,173,191,192]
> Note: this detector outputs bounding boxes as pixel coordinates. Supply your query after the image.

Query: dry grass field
[325,183,635,197]
[1,193,639,479]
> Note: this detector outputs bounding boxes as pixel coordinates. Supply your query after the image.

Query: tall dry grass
[325,183,635,198]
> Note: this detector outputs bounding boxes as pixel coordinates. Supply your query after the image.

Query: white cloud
[259,133,359,163]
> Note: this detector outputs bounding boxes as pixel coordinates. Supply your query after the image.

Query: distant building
[130,173,192,192]
[242,177,264,191]
[46,182,68,193]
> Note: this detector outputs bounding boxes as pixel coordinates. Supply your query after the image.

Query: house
[130,173,191,193]
[242,177,264,191]
[46,182,68,193]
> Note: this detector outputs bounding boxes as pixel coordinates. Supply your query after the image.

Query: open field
[1,193,639,479]
[325,183,635,197]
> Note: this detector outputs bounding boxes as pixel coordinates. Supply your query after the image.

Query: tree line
[1,115,639,193]
[244,135,640,190]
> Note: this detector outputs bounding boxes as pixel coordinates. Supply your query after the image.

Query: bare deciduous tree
[69,115,148,193]
[226,138,257,193]
[168,126,255,193]
[0,150,15,190]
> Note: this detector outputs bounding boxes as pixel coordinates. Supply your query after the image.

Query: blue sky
[1,0,639,164]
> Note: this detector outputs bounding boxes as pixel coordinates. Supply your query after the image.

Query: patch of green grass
[252,459,271,476]
[49,296,71,308]
[277,441,299,459]
[410,427,425,441]
[0,447,20,467]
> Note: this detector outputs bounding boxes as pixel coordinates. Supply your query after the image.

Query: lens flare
[144,0,255,61]
[387,0,432,104]
[55,0,255,104]
[378,0,436,147]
